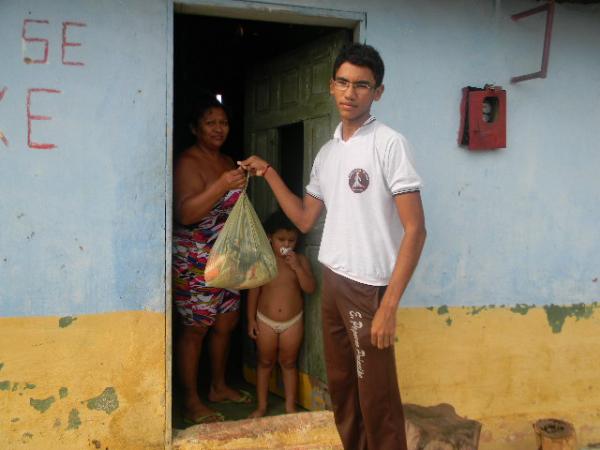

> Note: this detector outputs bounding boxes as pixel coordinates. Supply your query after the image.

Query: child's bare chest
[275,259,299,280]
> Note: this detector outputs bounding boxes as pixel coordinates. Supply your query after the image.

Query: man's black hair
[188,92,230,129]
[264,209,299,236]
[332,43,385,87]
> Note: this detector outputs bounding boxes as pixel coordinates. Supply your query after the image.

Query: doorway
[279,122,304,197]
[171,4,359,431]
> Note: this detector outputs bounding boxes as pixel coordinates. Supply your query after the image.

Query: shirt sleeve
[384,134,423,195]
[305,151,323,200]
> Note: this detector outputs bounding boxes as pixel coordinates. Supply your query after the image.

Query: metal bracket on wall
[510,0,555,83]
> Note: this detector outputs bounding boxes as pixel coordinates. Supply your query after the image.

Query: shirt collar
[334,115,377,140]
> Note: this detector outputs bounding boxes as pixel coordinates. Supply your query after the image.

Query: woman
[173,95,251,424]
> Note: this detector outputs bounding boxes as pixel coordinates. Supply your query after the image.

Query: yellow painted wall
[244,303,600,449]
[397,304,600,449]
[4,306,597,449]
[0,311,166,450]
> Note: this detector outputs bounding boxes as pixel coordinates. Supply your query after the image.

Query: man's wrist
[380,297,399,312]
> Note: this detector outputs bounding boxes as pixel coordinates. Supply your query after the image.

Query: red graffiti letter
[62,22,87,66]
[27,88,61,150]
[0,87,8,147]
[22,19,49,64]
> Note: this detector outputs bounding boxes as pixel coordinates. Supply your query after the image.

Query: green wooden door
[243,30,350,410]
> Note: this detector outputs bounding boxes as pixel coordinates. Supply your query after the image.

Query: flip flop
[211,389,253,404]
[183,411,225,425]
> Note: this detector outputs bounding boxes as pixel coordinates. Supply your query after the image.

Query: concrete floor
[172,380,307,428]
[173,410,342,450]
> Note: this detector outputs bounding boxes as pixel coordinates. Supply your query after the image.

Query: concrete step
[173,410,342,450]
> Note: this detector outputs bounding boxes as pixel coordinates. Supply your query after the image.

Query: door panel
[248,129,279,220]
[244,29,350,410]
[302,115,331,246]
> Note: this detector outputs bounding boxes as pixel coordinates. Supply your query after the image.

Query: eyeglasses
[333,78,375,93]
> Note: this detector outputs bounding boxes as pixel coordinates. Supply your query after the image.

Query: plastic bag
[205,178,278,290]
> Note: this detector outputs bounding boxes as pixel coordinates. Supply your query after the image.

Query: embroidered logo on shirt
[348,168,369,193]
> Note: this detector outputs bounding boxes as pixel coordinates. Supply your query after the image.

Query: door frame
[174,0,366,42]
[165,1,366,446]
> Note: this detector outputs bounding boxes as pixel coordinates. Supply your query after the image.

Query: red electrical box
[458,85,506,150]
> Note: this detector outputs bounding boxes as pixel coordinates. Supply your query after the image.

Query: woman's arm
[174,155,245,225]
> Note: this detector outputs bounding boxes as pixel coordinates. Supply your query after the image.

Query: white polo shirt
[305,116,422,286]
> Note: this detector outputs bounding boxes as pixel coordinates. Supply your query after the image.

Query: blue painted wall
[285,0,600,307]
[372,0,600,307]
[0,0,168,316]
[1,0,599,317]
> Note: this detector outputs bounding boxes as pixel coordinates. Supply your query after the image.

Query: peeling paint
[67,409,81,430]
[12,382,19,391]
[91,439,102,448]
[59,387,68,398]
[24,383,36,390]
[446,317,453,326]
[86,387,119,414]
[21,432,33,442]
[510,304,534,315]
[426,306,434,311]
[53,418,61,428]
[30,396,55,413]
[59,316,77,328]
[468,306,487,315]
[437,305,448,315]
[544,303,596,333]
[0,362,4,371]
[11,417,19,422]
[0,380,10,390]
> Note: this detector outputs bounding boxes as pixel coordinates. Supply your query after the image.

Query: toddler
[247,210,316,417]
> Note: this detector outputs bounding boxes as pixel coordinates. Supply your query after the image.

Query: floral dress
[172,189,241,327]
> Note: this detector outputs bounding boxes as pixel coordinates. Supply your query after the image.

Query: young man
[239,43,426,450]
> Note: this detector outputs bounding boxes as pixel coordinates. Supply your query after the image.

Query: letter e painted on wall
[62,22,87,66]
[27,88,62,150]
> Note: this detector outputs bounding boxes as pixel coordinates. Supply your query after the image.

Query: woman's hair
[264,209,298,236]
[188,93,230,129]
[332,43,385,87]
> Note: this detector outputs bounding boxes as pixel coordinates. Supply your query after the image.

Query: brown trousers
[322,266,408,450]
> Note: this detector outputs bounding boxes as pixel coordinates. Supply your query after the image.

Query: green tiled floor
[172,379,306,428]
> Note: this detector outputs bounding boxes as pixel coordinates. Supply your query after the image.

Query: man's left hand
[371,303,397,349]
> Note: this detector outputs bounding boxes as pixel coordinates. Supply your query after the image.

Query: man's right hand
[238,156,271,177]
